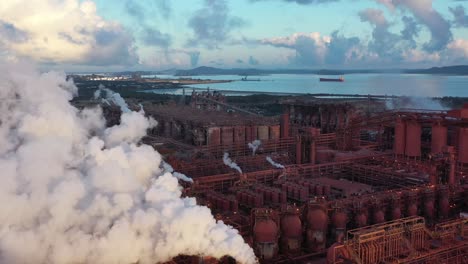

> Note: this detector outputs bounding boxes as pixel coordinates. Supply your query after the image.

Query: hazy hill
[174,65,468,76]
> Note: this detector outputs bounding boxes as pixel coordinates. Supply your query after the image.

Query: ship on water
[241,76,261,81]
[319,76,344,82]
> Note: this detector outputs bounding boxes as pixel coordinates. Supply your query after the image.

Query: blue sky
[1,0,468,70]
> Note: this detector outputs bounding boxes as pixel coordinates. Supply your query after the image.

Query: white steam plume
[247,140,261,155]
[386,96,448,111]
[0,62,256,264]
[94,84,131,113]
[266,156,285,169]
[162,162,194,183]
[223,152,243,174]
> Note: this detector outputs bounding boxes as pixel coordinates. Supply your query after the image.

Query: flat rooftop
[141,103,278,127]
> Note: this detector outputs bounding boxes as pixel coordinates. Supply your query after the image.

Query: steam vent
[81,90,468,264]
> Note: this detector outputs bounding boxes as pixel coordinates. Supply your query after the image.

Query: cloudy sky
[1,0,468,71]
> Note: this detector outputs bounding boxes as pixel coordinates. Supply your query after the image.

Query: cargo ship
[319,76,344,82]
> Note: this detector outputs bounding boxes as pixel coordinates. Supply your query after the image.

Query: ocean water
[146,74,468,97]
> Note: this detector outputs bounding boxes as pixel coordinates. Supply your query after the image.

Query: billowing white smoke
[266,156,285,169]
[386,96,448,111]
[223,152,243,174]
[162,162,194,183]
[94,86,157,147]
[94,84,131,113]
[247,140,261,155]
[0,62,256,264]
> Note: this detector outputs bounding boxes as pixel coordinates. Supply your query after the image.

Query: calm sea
[145,74,468,97]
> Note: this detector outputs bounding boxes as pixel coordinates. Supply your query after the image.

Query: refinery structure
[80,88,468,264]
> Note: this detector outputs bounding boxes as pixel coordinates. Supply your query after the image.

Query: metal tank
[257,126,269,141]
[331,207,347,242]
[354,204,368,228]
[304,201,328,252]
[431,123,447,154]
[221,126,233,145]
[394,118,406,155]
[269,125,280,140]
[233,126,246,145]
[406,192,418,217]
[390,194,402,220]
[458,127,468,164]
[279,205,302,254]
[438,186,449,220]
[280,113,290,138]
[252,209,279,260]
[372,203,385,224]
[423,188,435,223]
[405,120,421,157]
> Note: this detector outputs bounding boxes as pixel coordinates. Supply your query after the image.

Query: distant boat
[241,76,261,81]
[320,76,344,82]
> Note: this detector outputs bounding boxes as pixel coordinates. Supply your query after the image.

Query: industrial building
[100,94,468,264]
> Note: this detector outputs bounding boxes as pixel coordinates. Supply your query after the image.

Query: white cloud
[447,39,468,59]
[0,0,138,66]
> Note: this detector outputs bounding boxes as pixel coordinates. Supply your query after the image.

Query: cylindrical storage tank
[405,121,421,157]
[269,125,280,140]
[183,123,192,143]
[163,120,172,137]
[296,136,302,164]
[281,192,287,203]
[391,199,402,220]
[258,126,269,141]
[331,210,347,242]
[251,126,258,140]
[332,211,347,230]
[407,196,418,217]
[245,126,253,142]
[280,209,302,254]
[308,183,315,195]
[458,127,468,164]
[255,195,264,208]
[293,186,299,200]
[240,192,248,204]
[214,197,222,210]
[234,126,246,145]
[221,127,234,145]
[171,122,181,138]
[264,189,272,202]
[373,208,385,224]
[424,190,435,221]
[248,194,255,207]
[355,211,367,228]
[230,200,239,212]
[253,214,279,260]
[207,127,221,146]
[300,187,309,201]
[222,199,230,212]
[438,187,449,219]
[431,124,447,154]
[236,192,242,202]
[315,185,323,196]
[305,204,328,252]
[271,191,279,204]
[280,113,290,138]
[394,118,406,155]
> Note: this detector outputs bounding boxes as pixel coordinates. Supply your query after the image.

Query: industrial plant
[80,88,468,264]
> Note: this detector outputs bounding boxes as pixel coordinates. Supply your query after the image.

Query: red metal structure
[98,98,468,263]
